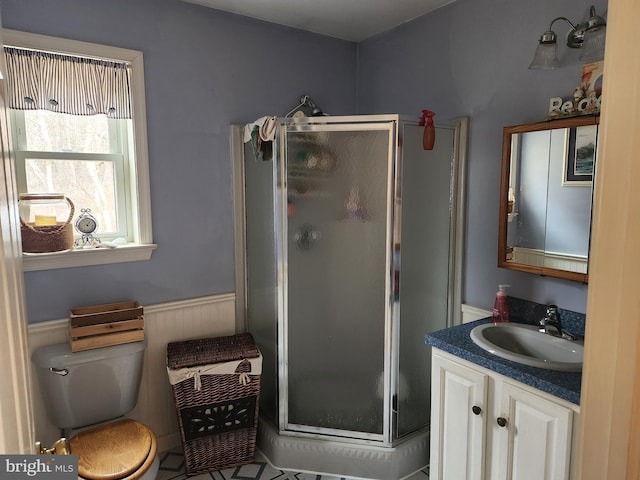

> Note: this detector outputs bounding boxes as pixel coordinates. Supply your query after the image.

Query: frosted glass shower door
[396,124,455,437]
[281,122,394,440]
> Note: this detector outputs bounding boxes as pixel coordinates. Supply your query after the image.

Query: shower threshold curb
[257,418,429,480]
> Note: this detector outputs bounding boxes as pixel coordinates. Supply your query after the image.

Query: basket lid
[167,332,259,369]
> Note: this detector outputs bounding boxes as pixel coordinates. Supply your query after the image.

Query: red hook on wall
[418,110,436,150]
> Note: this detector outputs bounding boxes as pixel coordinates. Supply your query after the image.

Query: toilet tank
[32,341,146,430]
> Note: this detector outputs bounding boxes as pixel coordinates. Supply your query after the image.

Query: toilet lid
[70,419,154,480]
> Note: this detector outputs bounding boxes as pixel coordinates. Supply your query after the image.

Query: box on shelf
[69,300,144,352]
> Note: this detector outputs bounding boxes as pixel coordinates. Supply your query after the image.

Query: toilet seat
[70,419,158,480]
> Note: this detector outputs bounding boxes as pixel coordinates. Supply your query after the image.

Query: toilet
[32,340,159,480]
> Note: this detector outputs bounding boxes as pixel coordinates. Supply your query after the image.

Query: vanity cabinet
[430,350,578,480]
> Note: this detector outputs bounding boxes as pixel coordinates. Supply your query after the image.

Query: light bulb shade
[579,26,606,62]
[529,41,560,69]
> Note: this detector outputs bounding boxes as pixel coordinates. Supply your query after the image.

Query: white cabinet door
[493,381,573,480]
[430,353,488,480]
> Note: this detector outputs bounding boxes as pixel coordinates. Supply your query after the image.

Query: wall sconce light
[529,5,606,70]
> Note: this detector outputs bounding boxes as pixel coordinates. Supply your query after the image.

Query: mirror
[498,115,599,283]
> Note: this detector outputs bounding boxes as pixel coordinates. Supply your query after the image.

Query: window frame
[3,29,155,271]
[12,110,132,240]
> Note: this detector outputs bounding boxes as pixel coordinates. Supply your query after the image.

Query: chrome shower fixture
[529,5,606,69]
[285,94,326,117]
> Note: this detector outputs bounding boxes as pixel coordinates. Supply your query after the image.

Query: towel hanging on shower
[243,116,276,160]
[243,116,276,142]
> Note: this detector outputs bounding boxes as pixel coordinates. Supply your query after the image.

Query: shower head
[305,96,325,116]
[285,95,326,117]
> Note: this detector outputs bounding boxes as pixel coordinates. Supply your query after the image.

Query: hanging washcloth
[244,116,276,160]
[259,116,277,141]
[243,116,276,143]
[249,125,262,159]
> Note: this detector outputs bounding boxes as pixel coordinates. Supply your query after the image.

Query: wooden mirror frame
[498,115,600,283]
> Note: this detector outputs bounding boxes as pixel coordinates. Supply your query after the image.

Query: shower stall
[233,115,466,479]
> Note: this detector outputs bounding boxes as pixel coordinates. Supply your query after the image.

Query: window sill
[22,243,157,272]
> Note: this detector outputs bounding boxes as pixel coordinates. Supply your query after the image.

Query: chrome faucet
[539,305,580,341]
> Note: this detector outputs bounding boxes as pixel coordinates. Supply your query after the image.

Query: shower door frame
[232,115,469,447]
[275,115,400,445]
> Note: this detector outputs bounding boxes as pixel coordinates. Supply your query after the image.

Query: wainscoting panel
[461,303,491,324]
[28,293,237,452]
[512,247,588,274]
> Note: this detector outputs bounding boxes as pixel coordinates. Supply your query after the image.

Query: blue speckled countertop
[425,319,582,405]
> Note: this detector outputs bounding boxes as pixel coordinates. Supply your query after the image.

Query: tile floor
[157,448,429,480]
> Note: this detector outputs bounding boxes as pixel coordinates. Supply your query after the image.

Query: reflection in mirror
[498,116,599,283]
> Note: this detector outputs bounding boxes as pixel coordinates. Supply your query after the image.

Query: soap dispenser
[492,284,511,323]
[418,109,436,150]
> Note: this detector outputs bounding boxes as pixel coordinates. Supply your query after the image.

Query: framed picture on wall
[563,124,597,186]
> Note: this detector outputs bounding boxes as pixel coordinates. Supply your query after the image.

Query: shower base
[257,418,429,480]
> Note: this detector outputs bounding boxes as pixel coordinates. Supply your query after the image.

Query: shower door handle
[293,224,321,250]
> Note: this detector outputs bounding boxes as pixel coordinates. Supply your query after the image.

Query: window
[3,30,155,271]
[12,110,130,240]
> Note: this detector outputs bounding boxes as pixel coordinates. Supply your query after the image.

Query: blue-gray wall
[357,0,606,313]
[4,0,605,322]
[1,0,357,322]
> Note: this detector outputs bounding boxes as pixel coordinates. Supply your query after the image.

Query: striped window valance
[4,47,131,119]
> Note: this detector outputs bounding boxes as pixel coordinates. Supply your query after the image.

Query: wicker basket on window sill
[19,194,75,253]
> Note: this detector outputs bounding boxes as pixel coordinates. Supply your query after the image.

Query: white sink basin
[470,323,583,372]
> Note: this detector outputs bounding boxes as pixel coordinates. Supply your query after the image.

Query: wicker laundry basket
[167,333,261,475]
